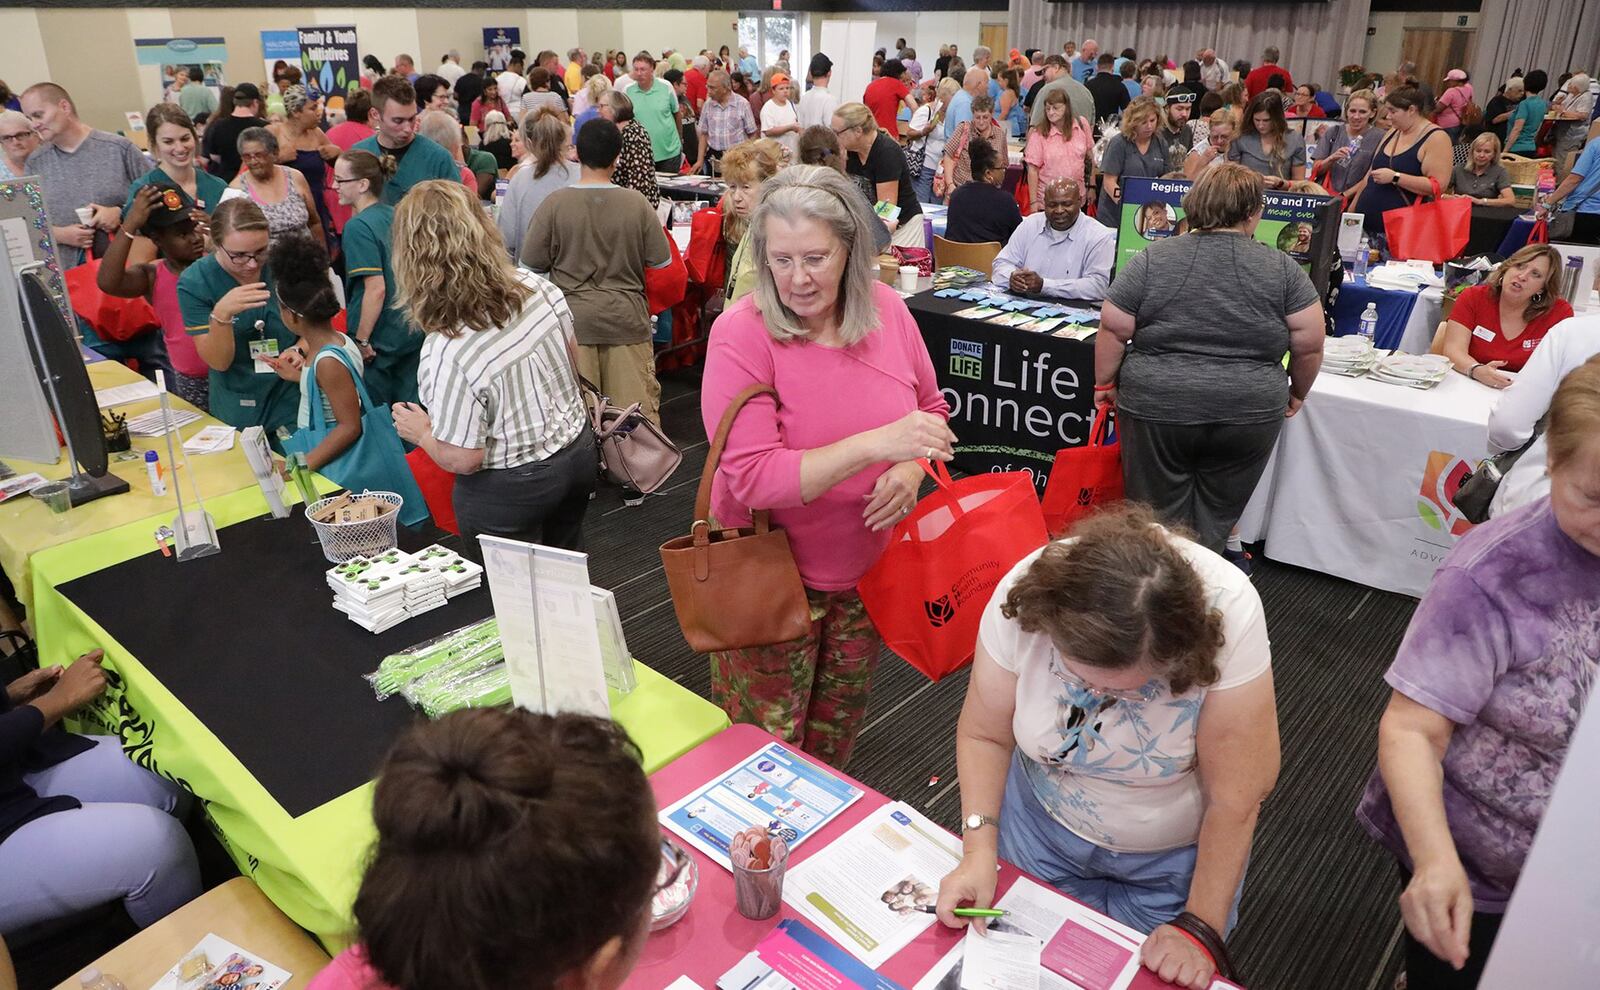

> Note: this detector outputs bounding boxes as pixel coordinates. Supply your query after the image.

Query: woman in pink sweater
[700,165,954,768]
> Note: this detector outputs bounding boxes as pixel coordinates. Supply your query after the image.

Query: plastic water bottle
[1354,236,1370,281]
[79,970,128,990]
[1359,303,1379,344]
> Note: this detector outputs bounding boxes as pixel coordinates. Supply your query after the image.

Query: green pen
[914,906,1008,918]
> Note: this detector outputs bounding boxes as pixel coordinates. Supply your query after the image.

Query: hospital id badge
[1471,325,1496,343]
[249,338,281,374]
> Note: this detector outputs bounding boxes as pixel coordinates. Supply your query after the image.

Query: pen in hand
[916,906,1007,918]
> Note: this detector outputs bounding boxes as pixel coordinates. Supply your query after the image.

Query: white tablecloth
[1238,369,1498,598]
[1395,286,1445,354]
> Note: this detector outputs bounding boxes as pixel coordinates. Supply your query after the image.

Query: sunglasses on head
[1166,91,1196,105]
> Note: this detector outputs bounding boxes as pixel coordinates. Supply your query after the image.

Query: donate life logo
[1416,450,1475,538]
[922,561,1004,629]
[949,339,983,381]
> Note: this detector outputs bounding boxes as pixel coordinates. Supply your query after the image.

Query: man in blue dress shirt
[991,180,1117,301]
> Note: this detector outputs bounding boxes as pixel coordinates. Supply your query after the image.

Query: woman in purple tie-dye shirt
[1357,355,1600,990]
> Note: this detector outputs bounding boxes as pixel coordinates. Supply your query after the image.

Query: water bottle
[1359,303,1379,344]
[1563,256,1586,308]
[79,969,128,990]
[1354,235,1370,281]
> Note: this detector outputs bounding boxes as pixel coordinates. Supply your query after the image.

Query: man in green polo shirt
[353,75,459,206]
[627,51,684,172]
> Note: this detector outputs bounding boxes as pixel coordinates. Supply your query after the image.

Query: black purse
[1452,415,1545,524]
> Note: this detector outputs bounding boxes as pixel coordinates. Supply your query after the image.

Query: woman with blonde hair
[718,138,787,303]
[1098,96,1170,226]
[496,110,577,258]
[1439,243,1572,388]
[1449,132,1515,206]
[479,109,515,170]
[572,71,611,118]
[387,180,594,559]
[1184,108,1237,179]
[1310,89,1381,196]
[699,164,952,767]
[832,101,925,247]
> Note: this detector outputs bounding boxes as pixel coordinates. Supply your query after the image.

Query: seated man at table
[1,650,201,934]
[308,708,661,990]
[991,178,1116,301]
[945,138,1023,245]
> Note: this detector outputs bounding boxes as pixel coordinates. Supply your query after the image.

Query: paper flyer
[145,933,289,990]
[660,742,864,871]
[717,919,908,990]
[781,802,963,968]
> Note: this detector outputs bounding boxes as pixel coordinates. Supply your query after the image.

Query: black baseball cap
[141,178,198,231]
[233,82,262,103]
[809,53,833,78]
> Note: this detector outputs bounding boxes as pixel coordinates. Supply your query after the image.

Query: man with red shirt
[1245,46,1293,99]
[863,58,918,134]
[684,55,710,115]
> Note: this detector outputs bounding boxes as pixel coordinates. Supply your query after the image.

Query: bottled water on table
[1354,235,1369,281]
[1359,303,1379,345]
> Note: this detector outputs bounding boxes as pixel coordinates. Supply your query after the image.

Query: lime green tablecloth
[29,507,730,949]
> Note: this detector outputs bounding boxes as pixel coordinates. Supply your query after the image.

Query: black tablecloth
[59,515,491,817]
[1465,205,1523,258]
[907,291,1098,495]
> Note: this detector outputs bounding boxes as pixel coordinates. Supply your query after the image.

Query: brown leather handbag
[659,384,812,653]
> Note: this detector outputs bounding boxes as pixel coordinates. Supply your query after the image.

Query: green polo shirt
[177,253,297,433]
[351,133,461,206]
[123,167,230,219]
[629,80,682,161]
[342,203,421,405]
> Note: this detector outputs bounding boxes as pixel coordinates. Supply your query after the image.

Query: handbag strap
[302,344,374,433]
[1088,405,1116,447]
[695,383,779,528]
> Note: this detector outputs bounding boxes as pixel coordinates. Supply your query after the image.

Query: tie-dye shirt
[980,533,1273,853]
[1357,498,1600,912]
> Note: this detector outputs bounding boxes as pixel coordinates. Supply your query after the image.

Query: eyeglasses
[1048,647,1154,703]
[331,176,365,185]
[653,839,690,896]
[766,249,838,276]
[221,246,268,267]
[0,132,34,143]
[239,151,273,163]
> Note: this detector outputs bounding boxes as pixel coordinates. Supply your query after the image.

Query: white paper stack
[1371,352,1451,389]
[325,546,483,633]
[1322,335,1381,377]
[126,408,201,437]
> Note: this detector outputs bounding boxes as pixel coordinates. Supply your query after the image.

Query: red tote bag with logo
[858,460,1049,682]
[1383,177,1470,265]
[1039,406,1123,537]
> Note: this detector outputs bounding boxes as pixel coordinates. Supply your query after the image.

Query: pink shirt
[306,947,392,990]
[1024,118,1093,203]
[701,281,949,591]
[1434,83,1474,129]
[153,262,208,378]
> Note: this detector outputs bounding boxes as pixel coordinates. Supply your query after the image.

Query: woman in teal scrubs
[176,199,298,434]
[124,103,229,221]
[334,149,420,406]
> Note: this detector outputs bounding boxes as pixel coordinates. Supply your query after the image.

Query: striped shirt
[418,269,586,470]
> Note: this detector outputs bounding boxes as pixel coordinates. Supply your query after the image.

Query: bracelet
[209,312,233,327]
[1093,382,1116,392]
[1170,911,1235,980]
[1467,362,1484,380]
[119,227,138,239]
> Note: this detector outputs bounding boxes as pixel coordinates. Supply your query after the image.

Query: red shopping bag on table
[1383,177,1470,264]
[858,461,1048,681]
[1039,406,1123,537]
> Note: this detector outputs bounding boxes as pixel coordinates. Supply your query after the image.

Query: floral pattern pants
[709,588,882,769]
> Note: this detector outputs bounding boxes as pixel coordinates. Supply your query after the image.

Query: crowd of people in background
[1,28,1599,990]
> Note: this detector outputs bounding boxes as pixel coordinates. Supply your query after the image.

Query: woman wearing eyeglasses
[699,165,952,769]
[229,126,323,245]
[176,198,299,434]
[936,504,1279,990]
[306,709,664,990]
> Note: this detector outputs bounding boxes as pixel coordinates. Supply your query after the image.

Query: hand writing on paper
[934,855,998,934]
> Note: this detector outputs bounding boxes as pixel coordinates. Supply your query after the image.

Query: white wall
[809,10,997,70]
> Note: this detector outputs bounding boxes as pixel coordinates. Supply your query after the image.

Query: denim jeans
[914,164,937,206]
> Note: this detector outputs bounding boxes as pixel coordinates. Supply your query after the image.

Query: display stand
[155,372,219,560]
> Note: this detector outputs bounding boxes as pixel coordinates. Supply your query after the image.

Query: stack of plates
[1323,336,1379,377]
[327,546,484,634]
[1371,353,1451,389]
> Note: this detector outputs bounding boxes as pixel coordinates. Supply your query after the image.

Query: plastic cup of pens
[731,825,790,921]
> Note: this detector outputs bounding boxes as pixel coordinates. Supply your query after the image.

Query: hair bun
[379,154,399,179]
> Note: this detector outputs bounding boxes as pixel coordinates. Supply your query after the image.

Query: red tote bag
[1039,406,1123,537]
[858,461,1049,682]
[63,259,159,342]
[645,225,688,316]
[406,446,459,535]
[1383,177,1470,265]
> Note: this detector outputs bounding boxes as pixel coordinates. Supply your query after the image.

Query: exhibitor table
[0,359,273,610]
[907,290,1098,495]
[29,509,730,949]
[1331,277,1444,354]
[628,723,1245,989]
[1237,368,1497,598]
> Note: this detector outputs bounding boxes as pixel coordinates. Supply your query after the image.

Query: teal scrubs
[123,167,230,218]
[177,254,298,434]
[342,203,420,406]
[351,133,460,206]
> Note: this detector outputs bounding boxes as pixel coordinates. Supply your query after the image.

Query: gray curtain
[1008,0,1374,93]
[1470,0,1600,95]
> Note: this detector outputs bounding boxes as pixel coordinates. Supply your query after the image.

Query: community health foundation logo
[922,561,1004,629]
[1416,451,1475,538]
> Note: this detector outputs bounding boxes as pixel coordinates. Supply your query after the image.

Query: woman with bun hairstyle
[264,231,366,472]
[306,708,662,990]
[336,149,421,406]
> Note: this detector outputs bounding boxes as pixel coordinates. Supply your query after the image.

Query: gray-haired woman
[596,89,660,207]
[698,164,954,768]
[229,125,322,243]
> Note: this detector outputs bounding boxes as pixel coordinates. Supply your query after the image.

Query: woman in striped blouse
[388,179,596,559]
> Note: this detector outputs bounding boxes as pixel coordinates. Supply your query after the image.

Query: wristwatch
[962,813,998,834]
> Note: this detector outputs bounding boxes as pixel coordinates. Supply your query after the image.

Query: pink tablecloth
[626,723,1243,989]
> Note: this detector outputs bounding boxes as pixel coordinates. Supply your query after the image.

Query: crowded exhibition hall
[2,0,1599,988]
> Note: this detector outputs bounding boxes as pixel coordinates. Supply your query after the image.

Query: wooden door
[980,25,1008,62]
[1399,28,1474,95]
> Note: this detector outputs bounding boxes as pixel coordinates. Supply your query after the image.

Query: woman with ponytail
[335,149,421,405]
[308,709,662,990]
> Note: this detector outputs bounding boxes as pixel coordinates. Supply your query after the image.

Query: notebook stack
[327,546,483,633]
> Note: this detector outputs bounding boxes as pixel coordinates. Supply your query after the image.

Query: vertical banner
[296,25,359,111]
[483,27,521,71]
[261,30,300,87]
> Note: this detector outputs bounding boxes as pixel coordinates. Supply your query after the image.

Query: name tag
[1471,325,1496,342]
[239,398,257,408]
[249,338,281,374]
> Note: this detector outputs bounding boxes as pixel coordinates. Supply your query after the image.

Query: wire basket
[306,491,404,563]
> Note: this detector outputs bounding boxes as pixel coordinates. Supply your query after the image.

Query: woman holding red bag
[700,165,953,768]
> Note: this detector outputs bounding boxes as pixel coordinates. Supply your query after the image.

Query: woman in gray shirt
[1229,90,1305,189]
[1310,89,1383,196]
[1449,132,1515,205]
[1094,164,1325,553]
